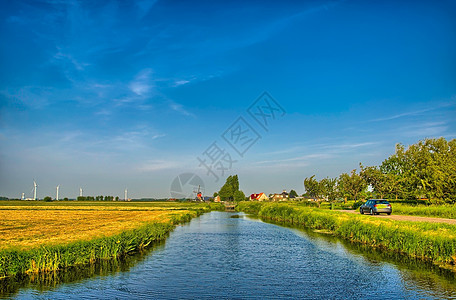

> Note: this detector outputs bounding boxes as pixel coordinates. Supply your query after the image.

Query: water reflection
[255,216,456,299]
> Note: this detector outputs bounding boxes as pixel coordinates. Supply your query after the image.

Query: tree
[320,177,338,202]
[289,189,298,198]
[379,138,456,203]
[218,175,241,201]
[234,190,246,202]
[304,175,321,199]
[338,170,366,202]
[359,164,388,199]
[43,196,52,202]
[213,192,218,198]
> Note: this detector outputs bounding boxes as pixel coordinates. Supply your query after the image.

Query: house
[270,190,289,201]
[214,195,221,202]
[249,193,268,201]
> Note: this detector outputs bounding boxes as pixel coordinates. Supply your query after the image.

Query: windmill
[32,180,38,200]
[193,185,203,201]
[79,187,83,197]
[56,185,60,201]
[124,188,128,201]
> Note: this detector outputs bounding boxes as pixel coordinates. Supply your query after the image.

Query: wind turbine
[79,187,83,197]
[56,185,60,201]
[33,180,38,200]
[124,188,128,201]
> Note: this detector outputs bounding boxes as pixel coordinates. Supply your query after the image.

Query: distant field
[0,201,211,250]
[0,200,207,208]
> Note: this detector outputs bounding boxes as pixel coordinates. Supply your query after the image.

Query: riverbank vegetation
[237,201,456,271]
[0,201,223,278]
[303,137,455,204]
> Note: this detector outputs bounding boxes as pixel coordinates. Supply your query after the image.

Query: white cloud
[370,101,455,122]
[174,80,190,86]
[169,102,195,117]
[400,121,448,137]
[136,160,181,172]
[129,68,154,96]
[54,50,90,71]
[255,153,334,165]
[322,142,377,151]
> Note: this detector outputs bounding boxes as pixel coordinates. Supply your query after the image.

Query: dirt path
[341,210,456,225]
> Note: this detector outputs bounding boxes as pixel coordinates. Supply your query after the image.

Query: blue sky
[1,0,455,199]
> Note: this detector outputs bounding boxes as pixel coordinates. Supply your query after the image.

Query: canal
[3,212,456,299]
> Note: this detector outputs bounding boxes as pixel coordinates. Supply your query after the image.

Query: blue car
[360,199,392,215]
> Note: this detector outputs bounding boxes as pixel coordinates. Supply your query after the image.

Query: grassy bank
[0,201,223,278]
[390,203,456,219]
[290,200,456,219]
[237,201,456,270]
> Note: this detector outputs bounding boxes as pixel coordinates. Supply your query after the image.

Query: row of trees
[216,175,246,202]
[304,171,367,203]
[304,138,456,204]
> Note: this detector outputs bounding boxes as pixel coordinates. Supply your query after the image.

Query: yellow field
[0,202,194,250]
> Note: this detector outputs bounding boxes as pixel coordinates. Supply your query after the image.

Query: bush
[353,200,364,210]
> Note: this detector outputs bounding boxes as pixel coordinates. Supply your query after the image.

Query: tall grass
[237,201,456,270]
[392,203,456,219]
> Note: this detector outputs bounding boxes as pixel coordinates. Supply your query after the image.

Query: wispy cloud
[169,101,195,117]
[400,121,448,137]
[321,142,377,152]
[1,86,53,108]
[53,49,90,71]
[370,101,455,122]
[174,80,190,87]
[136,159,182,172]
[129,69,154,96]
[256,153,334,165]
